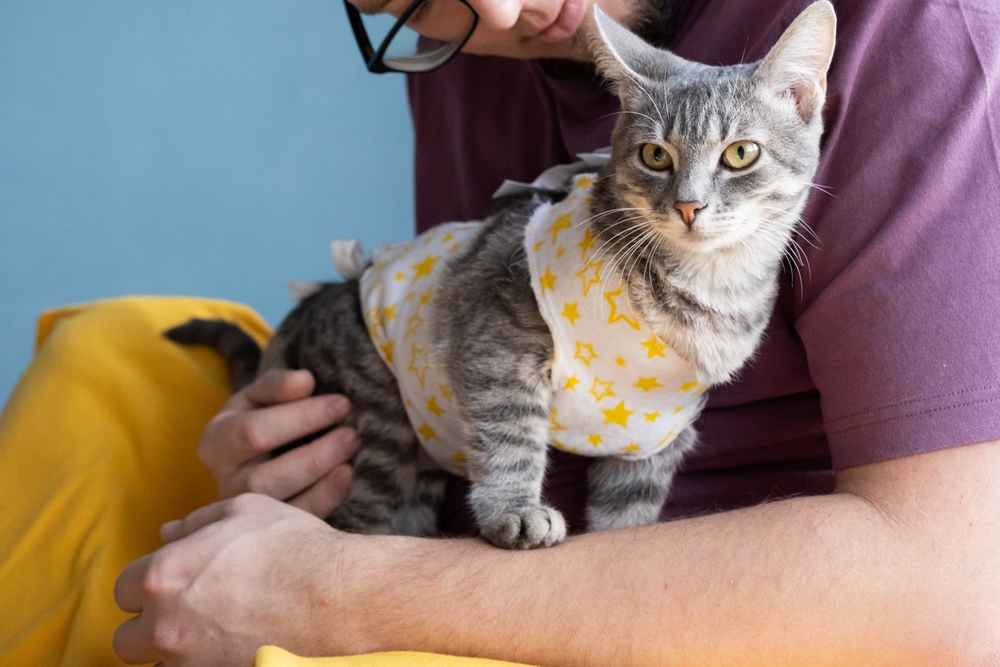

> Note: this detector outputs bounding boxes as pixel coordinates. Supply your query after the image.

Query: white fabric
[358,171,706,475]
[359,222,485,476]
[331,239,366,281]
[523,173,706,459]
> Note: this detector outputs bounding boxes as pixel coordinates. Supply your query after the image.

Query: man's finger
[288,464,355,519]
[112,614,163,665]
[224,394,352,458]
[160,498,232,543]
[114,553,153,613]
[242,368,315,407]
[243,426,359,500]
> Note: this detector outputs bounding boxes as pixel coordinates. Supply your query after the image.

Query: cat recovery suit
[349,161,707,476]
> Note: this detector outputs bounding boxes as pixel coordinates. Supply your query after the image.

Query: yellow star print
[635,376,664,392]
[548,213,573,243]
[451,451,466,462]
[408,343,430,387]
[578,228,595,260]
[416,423,436,441]
[404,311,424,339]
[587,433,603,446]
[411,255,439,280]
[615,356,627,366]
[427,396,444,416]
[605,287,641,330]
[378,340,395,364]
[620,443,641,453]
[575,259,603,296]
[679,381,700,392]
[539,267,557,292]
[573,341,598,366]
[644,411,661,422]
[561,302,581,325]
[441,232,454,244]
[419,290,433,305]
[382,304,397,321]
[601,401,635,428]
[394,271,407,281]
[589,377,616,402]
[564,375,579,390]
[550,407,567,431]
[576,175,595,190]
[439,383,454,401]
[641,335,668,358]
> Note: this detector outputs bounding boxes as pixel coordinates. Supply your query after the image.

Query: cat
[166,2,836,549]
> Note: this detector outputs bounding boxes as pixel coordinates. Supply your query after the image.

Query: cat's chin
[658,222,736,255]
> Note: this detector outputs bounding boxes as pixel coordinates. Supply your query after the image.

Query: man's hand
[198,368,359,518]
[112,494,372,667]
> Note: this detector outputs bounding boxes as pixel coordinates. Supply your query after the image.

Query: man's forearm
[330,442,1000,666]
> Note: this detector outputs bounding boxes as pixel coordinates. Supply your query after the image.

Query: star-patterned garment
[359,221,486,476]
[524,173,707,460]
[359,175,707,476]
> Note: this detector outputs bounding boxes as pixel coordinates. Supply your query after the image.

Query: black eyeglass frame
[344,0,479,74]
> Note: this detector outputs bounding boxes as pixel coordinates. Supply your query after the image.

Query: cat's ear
[587,6,691,98]
[753,1,836,122]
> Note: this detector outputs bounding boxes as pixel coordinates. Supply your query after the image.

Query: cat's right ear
[586,6,690,98]
[753,1,837,123]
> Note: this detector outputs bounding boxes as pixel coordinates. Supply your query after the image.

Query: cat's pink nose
[675,201,705,227]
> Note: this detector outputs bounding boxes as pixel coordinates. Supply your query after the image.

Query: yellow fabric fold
[0,297,539,667]
[0,297,271,667]
[252,646,536,667]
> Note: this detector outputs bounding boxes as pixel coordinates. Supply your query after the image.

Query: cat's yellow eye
[721,141,761,169]
[641,143,673,171]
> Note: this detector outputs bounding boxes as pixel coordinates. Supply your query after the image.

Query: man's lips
[536,0,585,43]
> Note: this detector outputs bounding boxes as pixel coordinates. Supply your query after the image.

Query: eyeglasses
[344,0,479,74]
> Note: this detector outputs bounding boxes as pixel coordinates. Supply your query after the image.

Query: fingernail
[334,428,360,457]
[327,395,351,416]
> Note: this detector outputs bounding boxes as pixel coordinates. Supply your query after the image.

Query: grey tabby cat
[167,2,836,549]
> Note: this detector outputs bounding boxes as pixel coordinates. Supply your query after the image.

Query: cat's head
[586,2,836,259]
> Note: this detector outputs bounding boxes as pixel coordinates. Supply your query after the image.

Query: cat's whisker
[599,226,659,321]
[589,225,647,321]
[578,207,649,229]
[594,217,656,267]
[596,109,659,129]
[751,204,821,248]
[785,178,836,198]
[617,69,666,130]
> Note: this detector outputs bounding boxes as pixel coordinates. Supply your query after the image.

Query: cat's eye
[641,144,673,171]
[721,141,761,169]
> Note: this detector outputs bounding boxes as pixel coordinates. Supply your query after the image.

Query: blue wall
[0,1,415,404]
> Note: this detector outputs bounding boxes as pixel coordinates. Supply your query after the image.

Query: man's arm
[114,439,1000,666]
[338,439,1000,665]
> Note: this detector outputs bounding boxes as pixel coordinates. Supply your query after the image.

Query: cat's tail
[164,318,262,392]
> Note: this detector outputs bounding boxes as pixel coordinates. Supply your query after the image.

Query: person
[4,0,997,664]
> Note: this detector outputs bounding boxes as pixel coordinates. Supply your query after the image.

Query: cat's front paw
[480,506,567,550]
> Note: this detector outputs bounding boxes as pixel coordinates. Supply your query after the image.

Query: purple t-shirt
[407,0,1000,534]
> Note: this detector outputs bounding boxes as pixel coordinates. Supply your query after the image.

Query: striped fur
[164,4,835,549]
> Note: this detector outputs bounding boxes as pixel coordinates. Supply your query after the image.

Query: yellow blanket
[0,297,534,667]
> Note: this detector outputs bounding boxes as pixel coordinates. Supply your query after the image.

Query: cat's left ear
[753,1,837,123]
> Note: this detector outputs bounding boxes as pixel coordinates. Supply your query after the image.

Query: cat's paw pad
[481,506,567,550]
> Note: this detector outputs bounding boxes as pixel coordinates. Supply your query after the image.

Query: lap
[0,296,270,666]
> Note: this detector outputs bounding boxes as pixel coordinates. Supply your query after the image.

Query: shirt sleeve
[798,0,1000,468]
